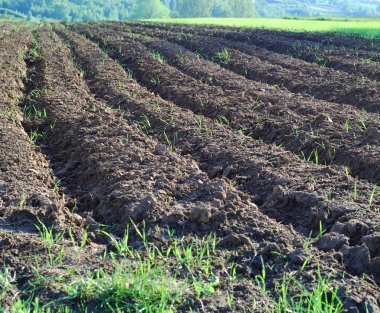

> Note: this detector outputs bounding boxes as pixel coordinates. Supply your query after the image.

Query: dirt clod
[218,234,241,247]
[370,257,380,275]
[341,244,371,275]
[209,166,223,179]
[84,215,99,232]
[362,233,380,257]
[314,113,333,125]
[154,144,167,155]
[368,127,380,142]
[189,203,211,223]
[132,194,157,220]
[222,165,236,178]
[161,212,185,227]
[289,248,309,265]
[258,242,281,256]
[316,233,348,251]
[331,219,369,240]
[218,233,253,248]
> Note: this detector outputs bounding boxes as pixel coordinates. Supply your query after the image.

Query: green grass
[146,17,380,38]
[1,220,345,312]
[271,271,343,313]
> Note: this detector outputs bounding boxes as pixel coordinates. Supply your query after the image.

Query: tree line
[0,0,256,21]
[0,0,378,21]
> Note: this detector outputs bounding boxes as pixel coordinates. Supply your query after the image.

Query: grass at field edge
[146,17,380,38]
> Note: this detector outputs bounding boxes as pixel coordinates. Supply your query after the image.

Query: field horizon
[147,17,380,38]
[2,16,380,38]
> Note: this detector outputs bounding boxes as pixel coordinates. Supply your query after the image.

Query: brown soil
[41,29,368,310]
[1,23,380,312]
[107,23,380,114]
[0,29,76,236]
[63,23,380,276]
[0,29,85,310]
[72,25,380,187]
[241,28,380,56]
[154,30,380,113]
[127,22,380,81]
[203,28,380,81]
[125,21,380,54]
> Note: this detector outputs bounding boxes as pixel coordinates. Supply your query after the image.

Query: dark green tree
[0,0,379,20]
[132,0,170,19]
[228,0,256,17]
[175,0,213,17]
[211,0,233,18]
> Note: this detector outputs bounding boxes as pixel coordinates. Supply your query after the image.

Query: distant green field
[149,17,380,38]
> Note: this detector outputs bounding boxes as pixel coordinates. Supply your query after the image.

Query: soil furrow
[280,36,380,61]
[0,30,85,308]
[127,22,380,81]
[249,31,380,67]
[34,29,253,237]
[127,25,380,114]
[42,28,380,311]
[74,26,380,186]
[0,30,74,232]
[245,28,380,54]
[118,21,380,64]
[124,21,380,54]
[33,29,281,312]
[2,22,380,312]
[204,28,380,81]
[175,32,380,110]
[35,30,323,302]
[63,28,380,287]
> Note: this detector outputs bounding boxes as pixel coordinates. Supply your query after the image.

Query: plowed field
[0,22,379,312]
